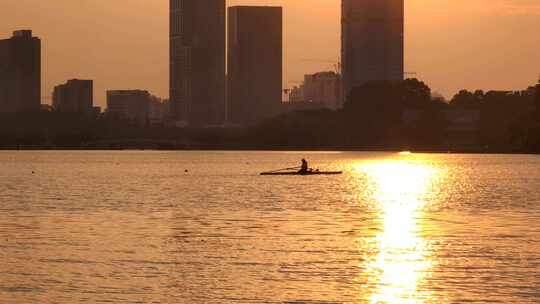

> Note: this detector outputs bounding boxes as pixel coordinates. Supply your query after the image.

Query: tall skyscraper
[53,79,93,114]
[170,0,226,127]
[341,0,404,104]
[0,30,41,113]
[228,6,282,126]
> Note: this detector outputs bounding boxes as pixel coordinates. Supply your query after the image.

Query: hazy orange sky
[2,0,540,106]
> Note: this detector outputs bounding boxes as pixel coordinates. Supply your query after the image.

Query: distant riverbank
[1,143,537,155]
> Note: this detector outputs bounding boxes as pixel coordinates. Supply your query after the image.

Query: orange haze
[2,0,540,106]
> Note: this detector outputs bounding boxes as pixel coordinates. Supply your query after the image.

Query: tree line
[1,78,539,152]
[248,78,540,152]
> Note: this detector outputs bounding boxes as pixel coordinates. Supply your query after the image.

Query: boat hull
[260,171,343,176]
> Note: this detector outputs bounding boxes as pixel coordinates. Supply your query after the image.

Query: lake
[1,151,539,303]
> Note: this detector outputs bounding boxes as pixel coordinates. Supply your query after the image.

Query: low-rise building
[149,97,170,127]
[106,90,151,126]
[52,79,93,114]
[287,72,342,110]
[288,85,305,103]
[92,106,101,117]
[303,72,342,110]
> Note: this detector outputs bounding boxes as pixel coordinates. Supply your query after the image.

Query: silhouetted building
[304,72,342,110]
[52,79,93,114]
[342,0,404,103]
[227,6,283,126]
[0,30,41,113]
[92,106,102,117]
[170,0,226,127]
[106,90,151,126]
[536,78,540,121]
[288,85,305,103]
[40,104,53,112]
[149,97,170,127]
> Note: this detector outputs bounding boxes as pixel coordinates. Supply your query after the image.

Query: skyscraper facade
[170,0,226,127]
[0,30,41,113]
[341,0,404,104]
[227,6,282,126]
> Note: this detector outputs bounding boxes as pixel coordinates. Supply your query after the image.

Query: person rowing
[260,159,342,175]
[299,158,309,174]
[260,160,341,175]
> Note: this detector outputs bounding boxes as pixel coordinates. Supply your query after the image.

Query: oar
[264,166,301,174]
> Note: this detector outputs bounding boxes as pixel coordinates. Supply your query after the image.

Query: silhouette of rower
[299,158,309,174]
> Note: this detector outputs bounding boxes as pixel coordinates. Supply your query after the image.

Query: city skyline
[2,0,540,107]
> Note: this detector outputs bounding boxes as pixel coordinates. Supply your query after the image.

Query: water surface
[1,151,539,303]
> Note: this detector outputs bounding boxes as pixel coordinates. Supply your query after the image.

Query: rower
[299,158,309,174]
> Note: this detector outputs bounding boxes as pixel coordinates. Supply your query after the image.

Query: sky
[2,0,540,107]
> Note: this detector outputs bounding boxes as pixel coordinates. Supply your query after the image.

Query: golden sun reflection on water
[358,161,438,304]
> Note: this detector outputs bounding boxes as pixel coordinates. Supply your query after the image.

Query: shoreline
[0,145,537,155]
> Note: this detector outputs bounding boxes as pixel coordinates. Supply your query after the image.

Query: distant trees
[247,109,343,147]
[448,86,537,151]
[344,81,403,145]
[450,90,484,109]
[249,77,540,152]
[245,79,444,149]
[344,78,445,147]
[400,78,432,108]
[0,112,102,146]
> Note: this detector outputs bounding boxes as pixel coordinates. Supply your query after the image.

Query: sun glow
[359,161,437,303]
